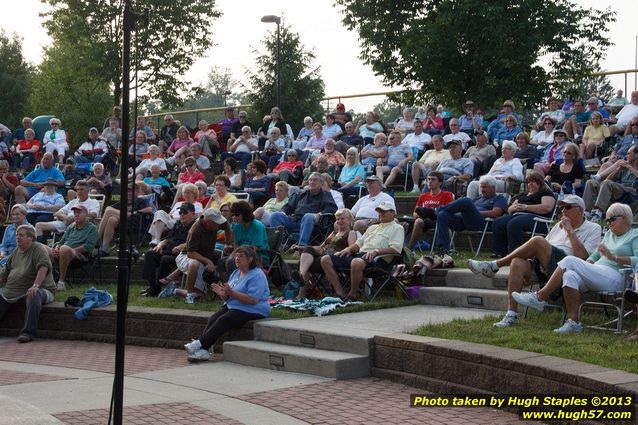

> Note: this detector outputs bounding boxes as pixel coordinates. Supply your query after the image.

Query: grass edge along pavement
[414,310,638,374]
[64,283,418,320]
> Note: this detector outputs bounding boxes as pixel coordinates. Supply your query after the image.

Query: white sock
[506,310,517,317]
[489,261,499,270]
[413,184,419,191]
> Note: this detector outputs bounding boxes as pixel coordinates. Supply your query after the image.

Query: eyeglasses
[563,151,575,155]
[559,205,574,211]
[178,210,189,215]
[555,134,566,137]
[606,215,622,224]
[588,102,596,105]
[186,163,196,167]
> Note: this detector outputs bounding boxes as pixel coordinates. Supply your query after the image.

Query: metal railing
[145,68,638,129]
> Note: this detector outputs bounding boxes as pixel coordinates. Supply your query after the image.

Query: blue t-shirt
[27,191,65,214]
[474,194,508,212]
[231,220,269,260]
[144,176,171,188]
[225,267,271,317]
[25,166,65,184]
[338,163,366,185]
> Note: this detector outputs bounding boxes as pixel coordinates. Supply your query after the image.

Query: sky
[2,0,638,113]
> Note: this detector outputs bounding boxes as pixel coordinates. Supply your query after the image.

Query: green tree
[244,25,325,133]
[0,31,33,129]
[335,0,615,114]
[42,0,221,108]
[181,66,244,111]
[27,41,112,147]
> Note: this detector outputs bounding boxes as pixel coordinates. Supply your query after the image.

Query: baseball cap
[43,178,58,186]
[71,205,88,214]
[203,208,226,224]
[365,175,383,184]
[336,102,345,110]
[447,139,462,147]
[375,201,396,212]
[178,202,195,214]
[89,127,98,133]
[559,195,585,210]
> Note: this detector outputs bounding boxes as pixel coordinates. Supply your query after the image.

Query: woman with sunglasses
[514,202,638,334]
[545,143,583,195]
[148,183,203,247]
[531,117,557,149]
[534,129,572,175]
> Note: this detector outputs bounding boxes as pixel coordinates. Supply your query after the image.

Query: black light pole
[261,15,281,108]
[110,2,148,424]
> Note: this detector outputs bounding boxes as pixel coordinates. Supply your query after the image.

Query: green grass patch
[414,310,638,373]
[63,283,418,320]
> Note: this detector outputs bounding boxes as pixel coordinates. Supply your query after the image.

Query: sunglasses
[559,205,574,211]
[178,210,190,215]
[606,215,622,224]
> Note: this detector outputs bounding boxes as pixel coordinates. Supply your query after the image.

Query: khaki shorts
[175,252,208,292]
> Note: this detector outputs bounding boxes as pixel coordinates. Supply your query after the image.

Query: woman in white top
[148,183,203,246]
[43,118,68,164]
[394,107,416,134]
[466,140,524,199]
[135,145,167,180]
[531,116,556,149]
[322,114,343,139]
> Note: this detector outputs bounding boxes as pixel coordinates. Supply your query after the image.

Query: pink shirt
[178,170,205,184]
[168,138,194,154]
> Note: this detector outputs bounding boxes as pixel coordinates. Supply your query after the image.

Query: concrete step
[419,286,508,311]
[223,340,370,379]
[253,320,371,355]
[444,269,507,290]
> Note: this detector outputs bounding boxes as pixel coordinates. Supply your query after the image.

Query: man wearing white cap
[468,195,601,328]
[320,201,403,301]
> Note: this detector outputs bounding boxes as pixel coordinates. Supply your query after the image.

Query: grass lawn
[63,282,418,320]
[414,310,638,374]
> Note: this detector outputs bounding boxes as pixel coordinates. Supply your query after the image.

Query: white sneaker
[512,291,547,312]
[158,282,177,298]
[410,187,420,193]
[56,281,67,291]
[553,319,584,334]
[184,293,199,304]
[184,339,201,355]
[493,314,518,328]
[187,348,210,362]
[467,259,498,278]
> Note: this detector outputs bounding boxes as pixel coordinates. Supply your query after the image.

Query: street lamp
[223,90,232,107]
[261,14,281,108]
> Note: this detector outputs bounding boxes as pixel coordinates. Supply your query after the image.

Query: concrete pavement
[0,305,544,424]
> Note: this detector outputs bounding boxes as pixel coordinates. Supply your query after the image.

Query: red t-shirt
[177,170,205,184]
[415,190,454,211]
[18,139,43,160]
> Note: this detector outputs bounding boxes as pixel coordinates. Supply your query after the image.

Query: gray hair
[191,143,202,151]
[346,147,360,164]
[241,125,252,133]
[11,204,27,215]
[479,175,497,187]
[308,172,325,185]
[501,140,517,152]
[49,118,61,126]
[24,128,35,136]
[181,183,198,197]
[606,203,633,226]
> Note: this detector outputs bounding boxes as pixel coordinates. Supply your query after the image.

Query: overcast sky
[2,0,638,113]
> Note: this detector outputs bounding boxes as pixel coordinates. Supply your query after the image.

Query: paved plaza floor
[0,336,542,424]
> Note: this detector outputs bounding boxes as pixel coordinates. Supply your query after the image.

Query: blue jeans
[491,213,549,257]
[435,197,485,250]
[270,212,317,245]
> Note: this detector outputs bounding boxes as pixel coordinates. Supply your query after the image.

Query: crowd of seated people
[4,91,638,352]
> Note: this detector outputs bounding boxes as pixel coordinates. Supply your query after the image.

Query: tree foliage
[244,25,325,132]
[0,31,33,128]
[27,41,112,147]
[180,66,245,111]
[335,0,616,114]
[41,0,221,108]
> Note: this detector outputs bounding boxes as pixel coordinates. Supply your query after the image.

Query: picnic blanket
[270,296,362,316]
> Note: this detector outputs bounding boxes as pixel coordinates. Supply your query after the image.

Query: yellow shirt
[419,149,451,166]
[583,124,610,145]
[206,192,238,209]
[356,220,404,255]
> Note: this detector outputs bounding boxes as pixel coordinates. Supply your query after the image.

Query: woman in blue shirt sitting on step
[184,245,271,362]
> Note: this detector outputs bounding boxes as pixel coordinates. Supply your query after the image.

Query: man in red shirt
[406,171,453,249]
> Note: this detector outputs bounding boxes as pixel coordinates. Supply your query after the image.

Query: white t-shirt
[351,192,395,219]
[546,219,601,256]
[443,132,472,150]
[402,132,431,151]
[615,104,638,128]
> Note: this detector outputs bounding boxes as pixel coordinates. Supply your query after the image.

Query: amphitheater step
[443,268,508,290]
[222,340,370,379]
[419,286,508,311]
[253,320,371,355]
